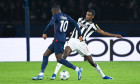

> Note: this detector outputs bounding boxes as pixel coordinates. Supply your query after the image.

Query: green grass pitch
[0,61,140,84]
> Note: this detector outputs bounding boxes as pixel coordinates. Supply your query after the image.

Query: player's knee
[62,53,68,59]
[63,54,68,59]
[43,53,46,56]
[63,46,71,59]
[66,46,72,51]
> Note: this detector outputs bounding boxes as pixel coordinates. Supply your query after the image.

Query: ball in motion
[59,70,70,80]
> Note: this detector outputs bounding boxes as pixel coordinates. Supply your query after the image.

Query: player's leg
[76,42,112,79]
[85,55,113,79]
[56,53,82,80]
[85,55,105,77]
[32,42,54,80]
[39,49,54,75]
[56,53,77,70]
[54,42,82,80]
[50,46,72,80]
[63,46,72,59]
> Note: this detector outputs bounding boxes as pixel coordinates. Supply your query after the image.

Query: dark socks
[41,56,48,73]
[59,58,76,70]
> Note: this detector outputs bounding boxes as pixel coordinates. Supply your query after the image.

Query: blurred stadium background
[0,0,140,84]
[0,0,140,37]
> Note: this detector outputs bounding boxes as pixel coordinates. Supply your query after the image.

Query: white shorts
[67,38,91,56]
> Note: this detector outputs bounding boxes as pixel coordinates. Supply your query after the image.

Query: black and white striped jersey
[71,17,100,41]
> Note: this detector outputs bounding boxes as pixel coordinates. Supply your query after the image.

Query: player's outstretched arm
[43,16,56,40]
[96,29,122,38]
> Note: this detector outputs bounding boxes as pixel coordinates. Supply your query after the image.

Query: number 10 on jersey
[60,20,69,32]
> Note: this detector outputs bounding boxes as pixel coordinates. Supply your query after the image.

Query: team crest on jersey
[60,16,67,20]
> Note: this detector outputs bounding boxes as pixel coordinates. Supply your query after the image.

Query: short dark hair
[87,10,95,16]
[52,5,61,11]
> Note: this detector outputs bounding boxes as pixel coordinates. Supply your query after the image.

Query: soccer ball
[59,70,70,80]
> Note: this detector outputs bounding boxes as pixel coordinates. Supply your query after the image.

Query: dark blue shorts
[48,41,65,55]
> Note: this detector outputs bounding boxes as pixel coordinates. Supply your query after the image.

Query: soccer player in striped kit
[50,10,122,80]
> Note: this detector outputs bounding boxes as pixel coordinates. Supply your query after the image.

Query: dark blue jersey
[43,13,81,42]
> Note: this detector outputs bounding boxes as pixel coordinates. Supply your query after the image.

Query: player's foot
[32,75,44,80]
[77,67,82,80]
[103,76,113,79]
[50,74,56,80]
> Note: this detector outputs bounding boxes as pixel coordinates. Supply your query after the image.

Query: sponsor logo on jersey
[60,16,68,20]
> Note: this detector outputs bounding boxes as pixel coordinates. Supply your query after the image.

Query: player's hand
[42,34,47,40]
[79,36,83,42]
[70,32,72,35]
[115,34,122,38]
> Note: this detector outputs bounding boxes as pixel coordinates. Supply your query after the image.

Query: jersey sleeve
[43,15,56,34]
[78,17,83,22]
[92,23,100,32]
[67,16,82,36]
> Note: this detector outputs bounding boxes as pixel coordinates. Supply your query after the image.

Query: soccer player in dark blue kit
[32,5,83,80]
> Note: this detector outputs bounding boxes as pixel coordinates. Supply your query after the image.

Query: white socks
[75,67,79,72]
[51,63,80,75]
[53,63,79,74]
[39,72,44,76]
[39,63,62,76]
[94,64,105,78]
[54,63,62,75]
[39,63,105,78]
